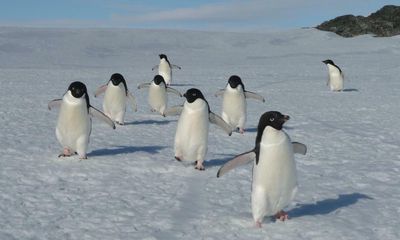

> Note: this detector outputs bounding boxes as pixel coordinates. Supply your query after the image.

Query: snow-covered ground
[0,27,399,239]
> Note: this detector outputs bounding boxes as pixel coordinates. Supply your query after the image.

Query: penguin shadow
[245,126,294,133]
[88,145,167,157]
[169,83,196,87]
[204,155,236,167]
[342,88,359,92]
[288,193,372,218]
[124,119,175,126]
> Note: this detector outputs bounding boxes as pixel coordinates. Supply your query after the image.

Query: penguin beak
[183,93,187,98]
[322,60,328,64]
[283,115,290,122]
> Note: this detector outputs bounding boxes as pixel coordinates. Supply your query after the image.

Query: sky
[0,0,398,31]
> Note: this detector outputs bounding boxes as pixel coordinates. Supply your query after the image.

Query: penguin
[217,111,307,227]
[164,88,232,170]
[322,59,344,91]
[152,54,181,86]
[94,73,137,125]
[215,75,265,134]
[137,75,182,115]
[48,81,115,159]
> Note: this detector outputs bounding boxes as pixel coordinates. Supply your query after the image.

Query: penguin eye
[270,118,275,122]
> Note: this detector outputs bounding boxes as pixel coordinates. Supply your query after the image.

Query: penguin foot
[174,156,182,161]
[58,148,73,158]
[275,210,288,221]
[239,128,245,134]
[255,221,262,228]
[194,162,205,171]
[116,121,124,125]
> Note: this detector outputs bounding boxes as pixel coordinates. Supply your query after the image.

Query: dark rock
[316,5,400,37]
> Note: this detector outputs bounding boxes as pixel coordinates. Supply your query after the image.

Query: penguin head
[153,75,166,86]
[68,81,88,99]
[110,73,126,86]
[322,59,335,65]
[258,111,290,131]
[183,88,206,103]
[159,54,168,60]
[227,75,245,90]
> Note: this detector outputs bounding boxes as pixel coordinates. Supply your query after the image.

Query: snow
[1,27,400,239]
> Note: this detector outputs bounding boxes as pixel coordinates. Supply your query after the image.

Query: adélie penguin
[215,75,265,134]
[164,88,232,170]
[137,75,182,116]
[48,81,115,159]
[94,73,137,125]
[152,54,181,86]
[217,111,307,227]
[322,59,344,91]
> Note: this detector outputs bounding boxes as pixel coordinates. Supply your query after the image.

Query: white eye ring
[270,118,275,122]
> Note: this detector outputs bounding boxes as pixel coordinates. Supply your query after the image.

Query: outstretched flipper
[89,106,116,129]
[167,87,182,97]
[151,65,159,71]
[244,91,265,102]
[137,82,151,89]
[292,142,307,155]
[127,91,138,112]
[163,105,184,117]
[94,84,108,97]
[214,89,225,97]
[48,99,62,110]
[171,64,181,70]
[217,151,256,177]
[209,112,233,136]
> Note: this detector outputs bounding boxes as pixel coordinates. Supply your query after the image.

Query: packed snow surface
[0,27,399,239]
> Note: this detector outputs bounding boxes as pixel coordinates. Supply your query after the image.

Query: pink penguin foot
[275,210,289,221]
[58,148,73,158]
[194,161,205,171]
[239,128,245,134]
[255,221,262,228]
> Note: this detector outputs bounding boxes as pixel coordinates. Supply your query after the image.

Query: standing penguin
[165,88,232,170]
[48,81,115,159]
[94,73,137,125]
[322,59,344,91]
[215,75,265,134]
[152,54,181,86]
[137,75,182,115]
[217,111,307,227]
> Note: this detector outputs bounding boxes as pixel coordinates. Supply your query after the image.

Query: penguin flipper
[209,112,233,136]
[217,151,255,177]
[48,99,62,110]
[215,89,225,97]
[94,84,108,97]
[163,105,183,117]
[292,142,307,155]
[89,106,116,129]
[127,91,138,112]
[151,65,159,71]
[137,83,151,89]
[171,64,181,70]
[166,87,182,97]
[244,91,265,102]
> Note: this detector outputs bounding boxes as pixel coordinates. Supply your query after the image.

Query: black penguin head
[228,75,244,90]
[159,54,168,60]
[110,73,126,86]
[258,111,290,131]
[68,81,87,99]
[183,88,206,103]
[322,59,334,65]
[153,75,166,86]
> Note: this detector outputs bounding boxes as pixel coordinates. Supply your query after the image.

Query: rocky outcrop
[316,5,400,37]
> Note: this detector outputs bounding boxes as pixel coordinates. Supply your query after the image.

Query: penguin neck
[327,64,340,74]
[64,91,85,106]
[185,99,207,112]
[261,126,286,146]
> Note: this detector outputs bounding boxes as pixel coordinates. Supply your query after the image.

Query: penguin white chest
[327,64,344,91]
[222,87,246,127]
[103,83,126,118]
[56,93,91,151]
[158,60,172,84]
[148,83,167,113]
[174,100,209,160]
[251,127,297,220]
